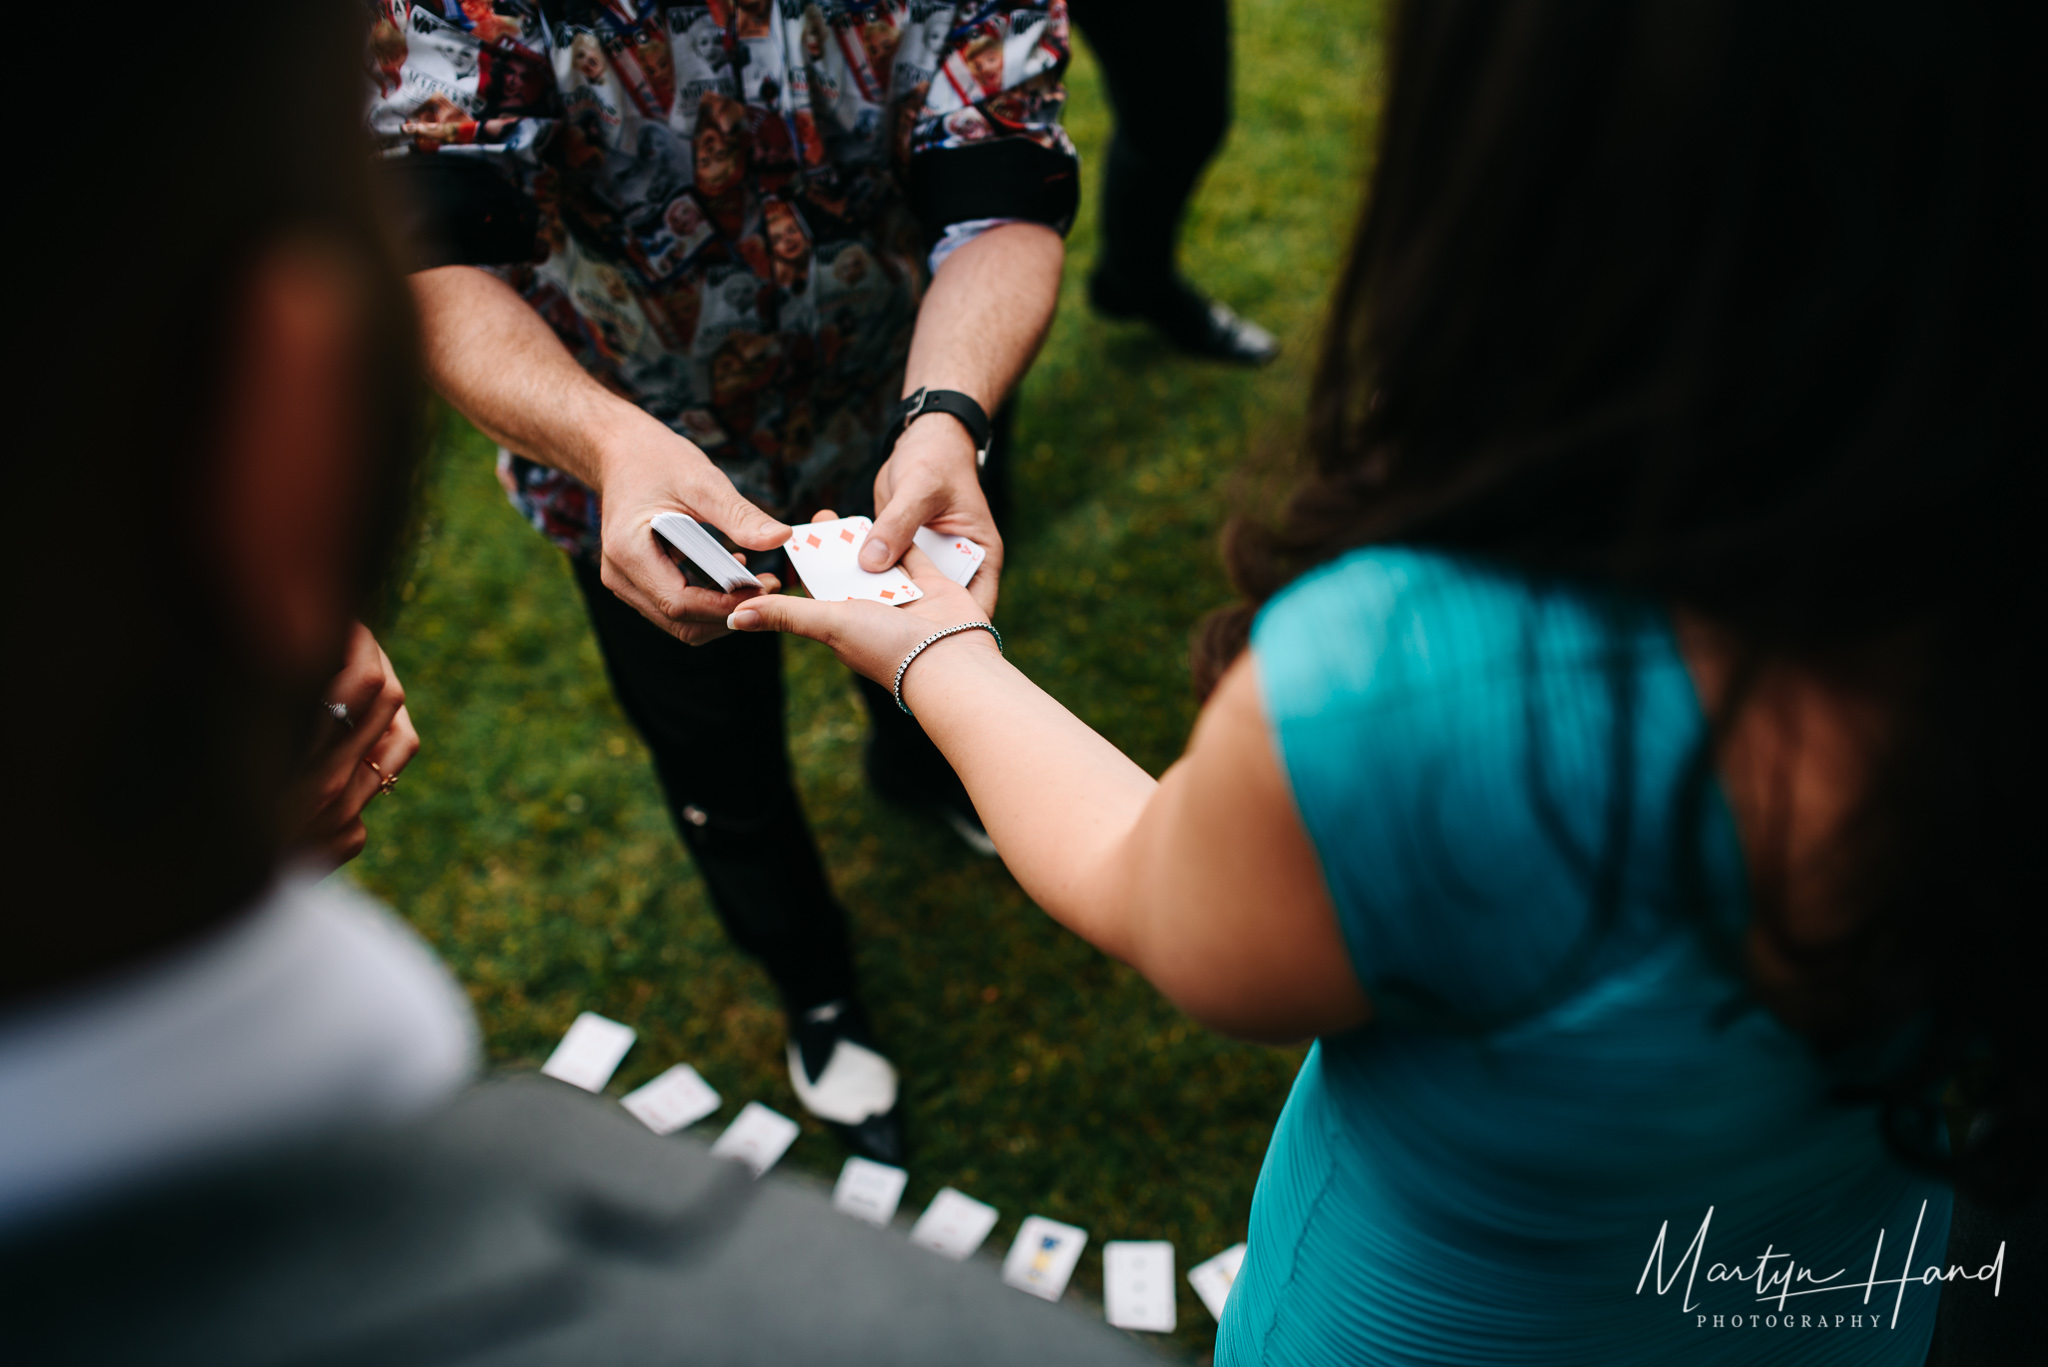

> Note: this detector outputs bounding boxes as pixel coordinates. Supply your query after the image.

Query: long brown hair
[8,0,424,1001]
[1197,0,2042,1202]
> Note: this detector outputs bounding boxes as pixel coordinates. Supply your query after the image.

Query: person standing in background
[371,1,1082,1166]
[1070,0,1277,365]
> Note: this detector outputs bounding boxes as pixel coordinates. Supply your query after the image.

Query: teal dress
[1220,549,1948,1365]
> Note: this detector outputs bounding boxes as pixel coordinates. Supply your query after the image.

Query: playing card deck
[1103,1241,1177,1333]
[540,1012,636,1093]
[831,1156,909,1227]
[1001,1215,1087,1302]
[783,516,923,605]
[620,1063,721,1136]
[1187,1242,1248,1322]
[909,1188,1000,1261]
[651,512,762,592]
[709,1101,800,1177]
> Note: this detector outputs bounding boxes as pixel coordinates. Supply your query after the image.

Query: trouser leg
[570,556,858,1015]
[1071,0,1234,292]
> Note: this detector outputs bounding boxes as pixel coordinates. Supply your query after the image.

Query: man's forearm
[902,223,1064,413]
[408,265,666,490]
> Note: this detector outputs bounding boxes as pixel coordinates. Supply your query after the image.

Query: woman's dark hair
[1196,0,2041,1201]
[7,0,423,1000]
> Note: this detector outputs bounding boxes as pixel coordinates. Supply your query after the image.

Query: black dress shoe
[788,999,909,1166]
[865,737,998,857]
[1088,268,1280,365]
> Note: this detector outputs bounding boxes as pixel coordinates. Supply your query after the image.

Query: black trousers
[1070,0,1234,293]
[568,408,1011,1016]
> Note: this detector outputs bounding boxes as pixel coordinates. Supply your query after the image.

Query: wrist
[890,415,979,470]
[894,621,1005,716]
[587,406,701,496]
[889,386,990,467]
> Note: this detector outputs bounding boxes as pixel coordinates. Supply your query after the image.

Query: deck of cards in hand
[650,513,761,591]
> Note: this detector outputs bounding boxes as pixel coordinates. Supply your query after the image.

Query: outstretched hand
[728,509,998,688]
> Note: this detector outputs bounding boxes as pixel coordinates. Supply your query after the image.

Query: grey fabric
[0,1076,1163,1367]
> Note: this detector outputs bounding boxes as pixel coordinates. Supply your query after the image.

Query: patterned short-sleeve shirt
[366,1,1076,556]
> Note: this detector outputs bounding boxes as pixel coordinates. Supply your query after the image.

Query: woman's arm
[731,557,1370,1041]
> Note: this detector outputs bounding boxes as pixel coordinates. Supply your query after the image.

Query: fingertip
[728,607,762,630]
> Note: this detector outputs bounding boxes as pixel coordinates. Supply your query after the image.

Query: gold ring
[364,757,399,796]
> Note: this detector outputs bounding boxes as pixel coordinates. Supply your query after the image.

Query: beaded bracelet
[892,621,1003,716]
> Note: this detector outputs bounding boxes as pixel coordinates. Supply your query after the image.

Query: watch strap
[886,387,992,468]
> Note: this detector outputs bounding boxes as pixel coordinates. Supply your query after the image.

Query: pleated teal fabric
[1223,548,1949,1365]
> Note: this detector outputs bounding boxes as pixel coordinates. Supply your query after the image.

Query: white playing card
[784,516,923,605]
[1001,1215,1087,1302]
[1187,1242,1247,1322]
[709,1101,800,1177]
[831,1156,908,1227]
[539,1012,636,1093]
[1104,1241,1177,1333]
[651,512,762,591]
[620,1063,721,1135]
[911,525,987,588]
[909,1187,1000,1260]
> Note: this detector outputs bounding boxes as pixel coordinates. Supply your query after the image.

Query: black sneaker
[1088,268,1280,366]
[865,737,999,858]
[788,998,907,1166]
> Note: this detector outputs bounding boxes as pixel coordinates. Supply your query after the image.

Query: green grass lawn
[353,2,1383,1357]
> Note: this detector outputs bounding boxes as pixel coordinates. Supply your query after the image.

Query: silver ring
[326,702,355,730]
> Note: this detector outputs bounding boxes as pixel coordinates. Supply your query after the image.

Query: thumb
[691,469,789,551]
[862,481,935,571]
[726,591,834,642]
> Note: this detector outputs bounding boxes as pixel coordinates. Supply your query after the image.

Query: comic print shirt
[366,1,1076,557]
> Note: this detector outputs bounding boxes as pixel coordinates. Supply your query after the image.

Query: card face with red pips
[784,516,923,605]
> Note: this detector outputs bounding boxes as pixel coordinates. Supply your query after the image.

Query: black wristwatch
[885,387,992,468]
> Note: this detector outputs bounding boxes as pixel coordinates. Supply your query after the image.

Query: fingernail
[728,608,760,630]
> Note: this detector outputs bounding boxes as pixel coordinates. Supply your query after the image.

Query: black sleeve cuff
[905,138,1080,250]
[378,154,539,272]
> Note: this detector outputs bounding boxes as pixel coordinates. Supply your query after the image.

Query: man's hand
[284,623,419,867]
[410,267,790,646]
[593,422,791,645]
[863,414,1004,616]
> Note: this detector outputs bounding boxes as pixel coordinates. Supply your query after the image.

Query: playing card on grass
[909,1188,1000,1261]
[832,1156,908,1226]
[1001,1215,1087,1302]
[1187,1242,1247,1322]
[540,1012,636,1092]
[620,1063,721,1135]
[709,1101,800,1177]
[784,516,922,605]
[651,512,761,592]
[1104,1241,1177,1332]
[911,525,987,588]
